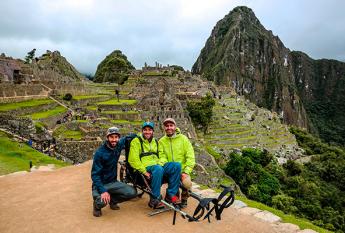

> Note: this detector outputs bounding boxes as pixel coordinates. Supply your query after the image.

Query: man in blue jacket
[91,127,137,217]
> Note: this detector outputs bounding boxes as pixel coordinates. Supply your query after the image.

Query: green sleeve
[128,138,146,174]
[158,139,168,166]
[183,137,195,175]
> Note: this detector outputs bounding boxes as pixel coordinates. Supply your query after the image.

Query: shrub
[63,93,73,101]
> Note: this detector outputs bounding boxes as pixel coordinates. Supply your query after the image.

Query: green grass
[86,106,97,111]
[102,110,138,114]
[0,132,69,175]
[61,130,83,139]
[205,145,221,159]
[110,120,143,125]
[0,99,53,112]
[97,99,137,105]
[53,125,83,139]
[72,95,106,100]
[235,196,332,233]
[26,106,67,120]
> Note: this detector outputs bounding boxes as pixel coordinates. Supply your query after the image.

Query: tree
[187,93,215,134]
[25,48,36,64]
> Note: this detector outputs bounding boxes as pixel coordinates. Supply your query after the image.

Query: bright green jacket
[128,134,160,174]
[158,128,195,175]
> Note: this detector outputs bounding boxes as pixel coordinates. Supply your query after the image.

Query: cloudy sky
[0,0,344,74]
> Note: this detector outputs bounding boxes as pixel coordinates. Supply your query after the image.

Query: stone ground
[0,161,317,233]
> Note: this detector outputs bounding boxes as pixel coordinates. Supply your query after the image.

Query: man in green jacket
[159,118,195,208]
[128,121,181,209]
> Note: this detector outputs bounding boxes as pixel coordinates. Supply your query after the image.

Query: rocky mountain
[0,50,86,83]
[192,6,345,146]
[34,50,86,82]
[94,50,135,84]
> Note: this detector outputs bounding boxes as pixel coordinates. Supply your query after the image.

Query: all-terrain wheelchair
[119,138,235,225]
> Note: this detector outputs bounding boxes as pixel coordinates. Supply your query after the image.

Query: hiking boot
[93,203,102,217]
[148,198,165,209]
[165,195,181,205]
[109,202,120,210]
[180,199,188,208]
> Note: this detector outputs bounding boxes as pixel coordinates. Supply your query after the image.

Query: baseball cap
[163,118,176,126]
[106,127,120,137]
[142,121,154,130]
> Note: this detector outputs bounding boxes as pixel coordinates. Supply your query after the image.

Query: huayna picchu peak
[193,6,345,146]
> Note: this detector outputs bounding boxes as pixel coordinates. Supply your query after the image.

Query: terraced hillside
[204,95,302,164]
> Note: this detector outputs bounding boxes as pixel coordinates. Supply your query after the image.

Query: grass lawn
[72,95,107,100]
[0,132,69,175]
[0,99,53,112]
[53,125,83,140]
[97,99,137,105]
[26,106,67,120]
[111,120,142,125]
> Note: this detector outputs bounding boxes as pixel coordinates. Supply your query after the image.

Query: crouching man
[91,127,137,217]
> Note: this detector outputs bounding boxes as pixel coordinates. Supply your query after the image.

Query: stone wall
[0,84,49,103]
[55,139,102,164]
[0,114,36,138]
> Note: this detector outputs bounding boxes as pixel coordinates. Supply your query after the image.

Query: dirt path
[0,161,280,233]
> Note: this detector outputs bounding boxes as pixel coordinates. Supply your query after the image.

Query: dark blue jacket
[91,137,126,194]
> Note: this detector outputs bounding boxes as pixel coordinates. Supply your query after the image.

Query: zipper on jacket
[169,138,174,161]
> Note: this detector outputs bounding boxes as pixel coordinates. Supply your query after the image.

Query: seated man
[128,121,181,209]
[91,127,137,217]
[159,118,195,208]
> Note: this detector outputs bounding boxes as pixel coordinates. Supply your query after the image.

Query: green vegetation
[72,95,106,100]
[97,99,137,105]
[63,93,73,101]
[225,143,345,232]
[61,130,83,139]
[0,132,69,175]
[53,125,83,140]
[94,50,135,84]
[187,94,215,134]
[24,48,36,64]
[26,106,67,120]
[34,122,46,133]
[142,71,171,76]
[205,145,221,160]
[102,110,138,114]
[110,120,142,125]
[0,99,53,112]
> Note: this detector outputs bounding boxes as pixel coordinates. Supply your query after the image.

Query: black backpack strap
[154,138,159,157]
[138,137,159,161]
[138,136,144,153]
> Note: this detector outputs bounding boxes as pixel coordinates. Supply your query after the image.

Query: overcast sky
[0,0,344,74]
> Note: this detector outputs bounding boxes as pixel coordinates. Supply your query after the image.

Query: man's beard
[108,141,117,148]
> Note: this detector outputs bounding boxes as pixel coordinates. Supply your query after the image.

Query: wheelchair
[119,139,235,224]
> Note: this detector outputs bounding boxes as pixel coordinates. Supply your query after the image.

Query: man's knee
[165,162,181,173]
[123,186,137,199]
[151,165,163,175]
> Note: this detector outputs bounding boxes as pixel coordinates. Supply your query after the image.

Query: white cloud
[0,0,344,74]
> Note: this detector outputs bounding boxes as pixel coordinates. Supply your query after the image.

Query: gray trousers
[92,181,137,209]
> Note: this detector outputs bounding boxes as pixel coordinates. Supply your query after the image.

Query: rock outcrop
[94,50,135,84]
[192,6,345,145]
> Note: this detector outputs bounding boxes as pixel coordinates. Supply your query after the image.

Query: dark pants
[92,181,137,209]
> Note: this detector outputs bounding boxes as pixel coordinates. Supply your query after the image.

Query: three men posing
[91,118,195,216]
